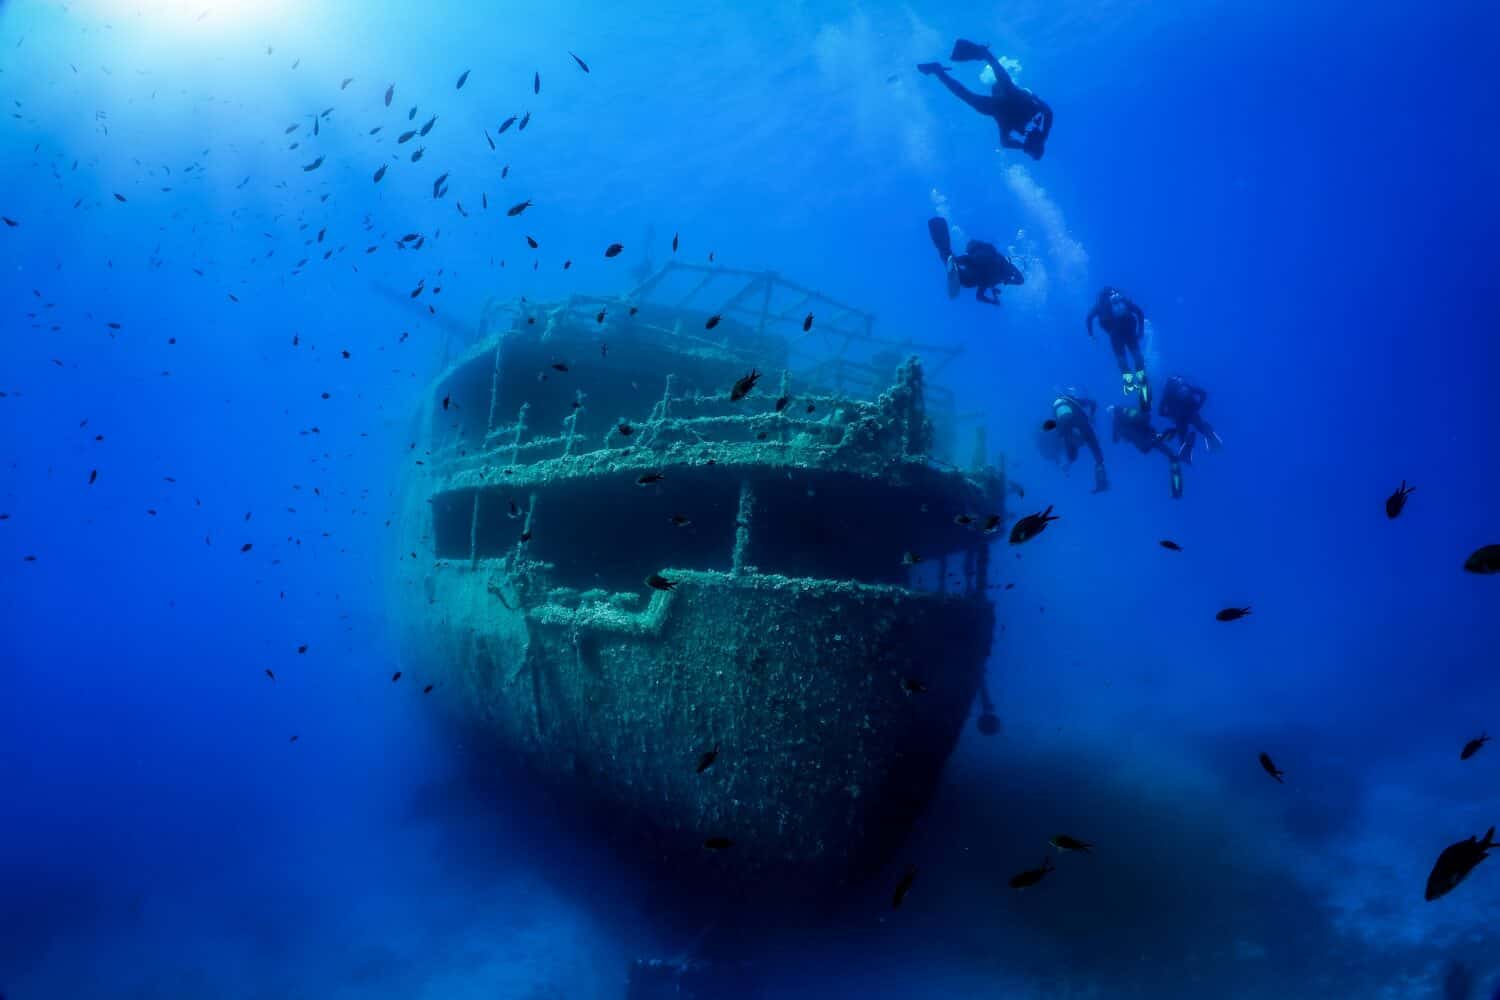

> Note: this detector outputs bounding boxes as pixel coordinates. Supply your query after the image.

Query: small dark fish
[88,469,97,485]
[391,671,402,683]
[696,744,719,773]
[498,115,517,134]
[507,199,532,216]
[533,70,540,94]
[373,164,386,183]
[1258,752,1285,783]
[456,69,470,89]
[729,368,760,401]
[1463,544,1500,575]
[419,113,438,136]
[518,112,531,130]
[705,313,722,330]
[340,76,354,90]
[114,192,127,202]
[647,573,677,592]
[433,172,449,197]
[703,837,733,850]
[1461,734,1490,760]
[903,677,927,694]
[595,308,605,322]
[550,361,568,372]
[384,83,394,106]
[485,130,495,150]
[1159,539,1182,551]
[669,514,691,527]
[1049,835,1093,854]
[442,395,450,410]
[398,130,416,144]
[501,164,510,179]
[774,395,790,413]
[806,403,816,414]
[302,155,325,172]
[1425,827,1495,901]
[408,106,418,120]
[953,514,974,527]
[297,645,308,654]
[618,423,634,436]
[605,242,624,258]
[240,543,253,552]
[284,123,299,135]
[2,216,17,227]
[1009,506,1059,545]
[1041,419,1057,431]
[508,499,521,519]
[423,684,434,694]
[637,472,665,485]
[892,864,918,909]
[570,51,590,73]
[411,146,425,162]
[526,235,539,248]
[1217,606,1252,622]
[1009,858,1055,890]
[1386,480,1415,519]
[265,669,276,683]
[672,231,679,253]
[290,734,299,743]
[802,313,814,332]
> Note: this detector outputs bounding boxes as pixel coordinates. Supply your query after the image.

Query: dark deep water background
[1,0,1497,997]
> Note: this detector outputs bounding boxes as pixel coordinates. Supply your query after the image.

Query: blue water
[2,1,1496,997]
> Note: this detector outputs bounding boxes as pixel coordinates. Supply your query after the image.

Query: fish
[637,472,665,485]
[1041,419,1057,431]
[498,115,517,133]
[616,422,635,436]
[2,216,17,227]
[1159,539,1183,551]
[806,403,816,414]
[705,314,722,330]
[240,543,253,553]
[340,76,354,90]
[88,469,97,485]
[672,231,679,252]
[595,308,605,322]
[526,235,539,248]
[704,837,733,850]
[284,123,299,135]
[646,573,676,592]
[302,156,325,171]
[570,51,590,73]
[501,164,510,179]
[518,112,531,130]
[1386,480,1415,519]
[423,684,434,694]
[1425,827,1495,901]
[456,69,470,89]
[507,199,532,216]
[398,130,416,144]
[373,164,386,183]
[384,83,394,106]
[114,192,127,202]
[442,395,450,410]
[1463,544,1500,574]
[1009,506,1059,544]
[1259,752,1285,783]
[729,368,761,401]
[533,70,540,94]
[1461,734,1490,760]
[419,113,438,136]
[1049,835,1093,854]
[485,130,495,150]
[605,242,624,258]
[775,395,790,413]
[411,146,425,162]
[297,645,308,654]
[802,313,814,332]
[1216,606,1252,622]
[433,172,449,197]
[265,669,275,683]
[409,105,418,120]
[953,514,974,527]
[290,734,299,743]
[1009,858,1055,890]
[669,514,691,527]
[550,361,568,372]
[392,671,402,683]
[892,864,918,909]
[696,744,719,773]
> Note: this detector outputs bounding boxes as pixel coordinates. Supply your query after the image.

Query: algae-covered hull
[393,266,1008,891]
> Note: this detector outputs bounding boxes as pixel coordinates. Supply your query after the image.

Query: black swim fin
[950,39,990,63]
[927,216,953,262]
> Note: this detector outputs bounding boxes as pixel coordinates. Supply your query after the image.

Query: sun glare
[77,0,291,33]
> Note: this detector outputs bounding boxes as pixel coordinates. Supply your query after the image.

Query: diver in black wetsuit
[918,39,1053,160]
[1086,287,1151,411]
[927,217,1024,305]
[1038,390,1109,493]
[1111,404,1183,499]
[1156,375,1222,463]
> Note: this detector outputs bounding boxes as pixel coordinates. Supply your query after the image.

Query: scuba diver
[1156,374,1222,463]
[917,39,1053,160]
[1037,389,1109,493]
[1086,287,1151,411]
[928,217,1024,305]
[1111,404,1183,499]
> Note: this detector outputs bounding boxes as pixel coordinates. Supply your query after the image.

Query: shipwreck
[392,264,1010,893]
